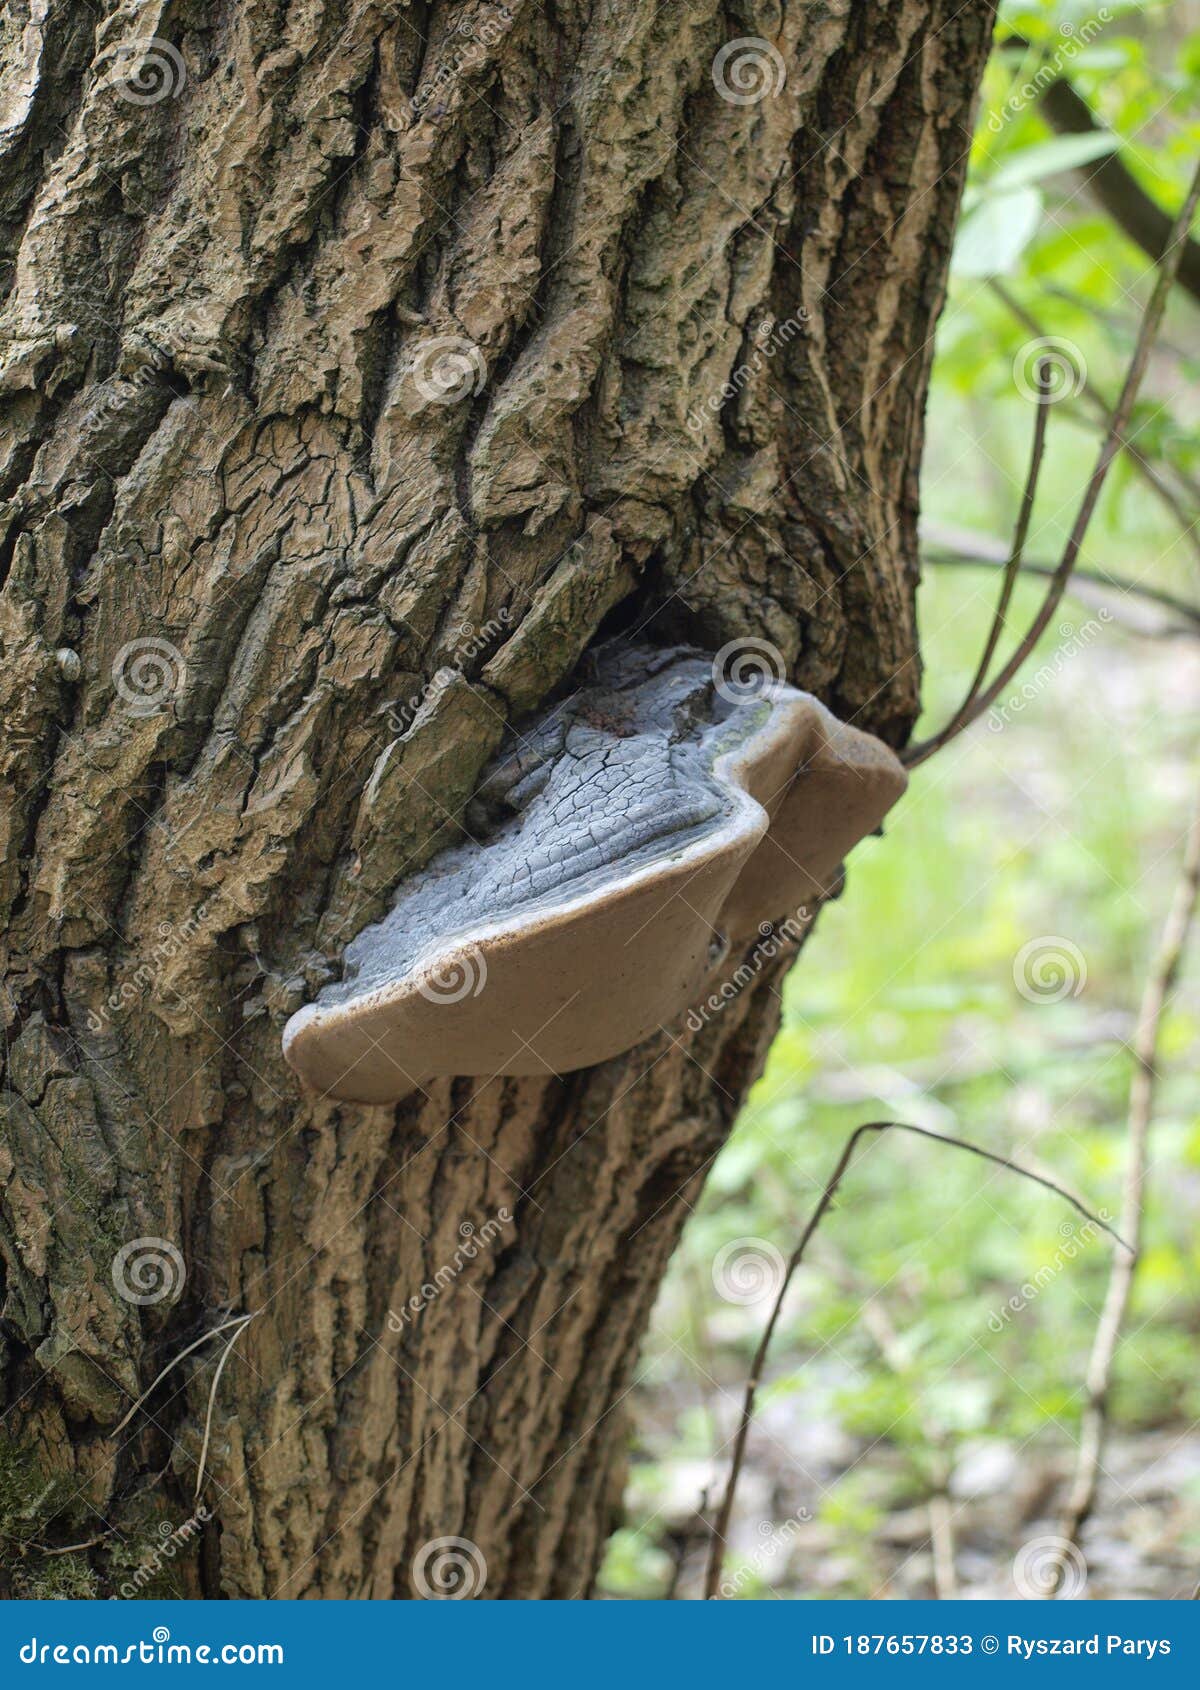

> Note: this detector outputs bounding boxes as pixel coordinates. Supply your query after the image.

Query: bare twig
[1048,790,1200,1591]
[922,540,1200,638]
[989,278,1200,536]
[906,360,1053,766]
[35,1531,113,1557]
[904,159,1200,768]
[702,1121,1126,1599]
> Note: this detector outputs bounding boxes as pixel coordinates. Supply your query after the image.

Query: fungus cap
[283,646,905,1103]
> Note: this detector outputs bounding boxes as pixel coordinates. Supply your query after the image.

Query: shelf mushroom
[282,643,906,1103]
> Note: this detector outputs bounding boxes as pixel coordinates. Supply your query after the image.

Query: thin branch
[110,1313,255,1436]
[702,1120,1127,1599]
[995,41,1200,307]
[1048,789,1200,1592]
[904,159,1200,768]
[194,1313,257,1503]
[959,359,1052,708]
[922,541,1200,637]
[906,360,1052,767]
[35,1531,113,1557]
[989,278,1200,536]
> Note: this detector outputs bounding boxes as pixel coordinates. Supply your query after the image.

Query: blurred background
[604,0,1200,1599]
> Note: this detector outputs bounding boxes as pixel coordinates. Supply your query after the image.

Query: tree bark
[0,0,994,1598]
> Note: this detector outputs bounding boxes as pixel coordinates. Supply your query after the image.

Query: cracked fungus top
[282,642,907,1103]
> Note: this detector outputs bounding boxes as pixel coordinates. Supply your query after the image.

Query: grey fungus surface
[282,645,907,1103]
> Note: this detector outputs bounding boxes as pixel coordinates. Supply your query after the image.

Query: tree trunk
[0,0,994,1598]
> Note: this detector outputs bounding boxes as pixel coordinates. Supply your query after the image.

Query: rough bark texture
[0,0,993,1598]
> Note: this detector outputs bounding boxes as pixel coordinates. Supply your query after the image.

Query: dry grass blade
[194,1313,258,1504]
[111,1313,256,1437]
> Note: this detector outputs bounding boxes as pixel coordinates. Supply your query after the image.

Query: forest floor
[624,1405,1200,1599]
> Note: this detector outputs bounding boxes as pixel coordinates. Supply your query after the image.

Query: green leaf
[953,186,1043,277]
[989,131,1120,191]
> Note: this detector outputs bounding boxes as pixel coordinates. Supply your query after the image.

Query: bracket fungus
[283,643,906,1103]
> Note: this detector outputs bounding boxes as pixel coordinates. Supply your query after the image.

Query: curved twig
[906,360,1052,768]
[922,544,1200,637]
[904,159,1200,768]
[702,1120,1127,1599]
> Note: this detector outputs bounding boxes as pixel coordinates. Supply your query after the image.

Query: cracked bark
[0,0,995,1598]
